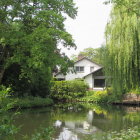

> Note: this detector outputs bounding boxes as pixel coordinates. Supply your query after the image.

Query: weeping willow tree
[105,0,140,94]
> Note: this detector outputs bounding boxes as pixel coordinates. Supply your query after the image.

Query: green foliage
[104,0,140,16]
[0,85,16,111]
[50,80,89,101]
[30,127,54,140]
[0,85,18,139]
[105,0,140,94]
[0,0,77,97]
[129,88,140,94]
[14,97,53,108]
[92,126,140,140]
[0,96,53,109]
[79,90,108,103]
[71,45,106,65]
[22,127,54,140]
[78,89,121,103]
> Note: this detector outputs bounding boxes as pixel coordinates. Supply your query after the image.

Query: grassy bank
[1,97,54,109]
[75,89,140,105]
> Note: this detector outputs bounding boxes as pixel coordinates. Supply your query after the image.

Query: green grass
[0,97,54,109]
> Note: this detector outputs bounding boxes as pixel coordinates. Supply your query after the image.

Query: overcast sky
[60,0,112,57]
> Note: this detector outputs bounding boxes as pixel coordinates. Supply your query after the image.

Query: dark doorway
[94,79,105,87]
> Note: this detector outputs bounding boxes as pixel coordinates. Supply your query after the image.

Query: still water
[14,103,140,140]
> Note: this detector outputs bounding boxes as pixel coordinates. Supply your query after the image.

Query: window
[94,79,105,87]
[90,67,94,72]
[75,66,84,72]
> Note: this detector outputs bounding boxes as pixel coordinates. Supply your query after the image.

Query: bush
[50,80,89,101]
[0,85,18,139]
[79,90,108,103]
[30,127,54,140]
[129,87,140,94]
[78,88,121,103]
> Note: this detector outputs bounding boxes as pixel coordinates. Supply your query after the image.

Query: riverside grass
[0,97,53,109]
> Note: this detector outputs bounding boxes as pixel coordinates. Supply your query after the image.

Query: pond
[13,103,140,140]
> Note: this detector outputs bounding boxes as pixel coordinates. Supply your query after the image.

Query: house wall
[55,73,65,79]
[55,58,103,89]
[65,59,101,80]
[84,73,106,90]
[84,74,93,88]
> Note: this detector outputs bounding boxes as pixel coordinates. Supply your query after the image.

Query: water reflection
[53,109,100,140]
[13,104,140,140]
[56,128,78,140]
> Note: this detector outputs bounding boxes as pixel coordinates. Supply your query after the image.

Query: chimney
[78,54,84,60]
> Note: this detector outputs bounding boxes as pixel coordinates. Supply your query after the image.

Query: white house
[55,57,106,90]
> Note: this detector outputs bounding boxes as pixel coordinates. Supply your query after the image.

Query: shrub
[0,85,18,139]
[50,80,89,101]
[129,87,140,94]
[79,90,108,103]
[29,127,54,140]
[79,88,121,103]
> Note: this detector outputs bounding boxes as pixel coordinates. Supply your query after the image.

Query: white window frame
[75,66,84,73]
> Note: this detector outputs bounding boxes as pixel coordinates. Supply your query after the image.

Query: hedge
[50,80,89,101]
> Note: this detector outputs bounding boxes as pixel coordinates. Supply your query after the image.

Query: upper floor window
[90,67,94,72]
[75,66,84,73]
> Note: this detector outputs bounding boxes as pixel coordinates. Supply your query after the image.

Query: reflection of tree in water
[13,103,140,140]
[52,104,140,140]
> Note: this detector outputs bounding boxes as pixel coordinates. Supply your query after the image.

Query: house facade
[55,57,106,89]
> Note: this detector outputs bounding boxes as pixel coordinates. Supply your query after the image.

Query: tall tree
[105,0,140,94]
[0,0,77,96]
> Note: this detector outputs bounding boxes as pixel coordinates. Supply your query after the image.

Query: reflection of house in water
[54,110,100,140]
[56,128,78,140]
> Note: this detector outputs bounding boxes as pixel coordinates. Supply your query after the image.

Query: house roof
[74,57,103,67]
[55,57,103,76]
[84,67,103,78]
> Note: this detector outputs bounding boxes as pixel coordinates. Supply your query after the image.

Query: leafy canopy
[105,0,140,94]
[0,0,77,96]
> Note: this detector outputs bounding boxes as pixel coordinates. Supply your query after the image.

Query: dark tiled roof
[84,67,103,78]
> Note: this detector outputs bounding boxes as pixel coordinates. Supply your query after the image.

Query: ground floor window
[94,79,105,87]
[57,78,65,81]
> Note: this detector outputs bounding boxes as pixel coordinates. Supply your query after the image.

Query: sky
[60,0,112,57]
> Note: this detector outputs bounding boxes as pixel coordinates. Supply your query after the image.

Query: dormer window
[75,66,84,73]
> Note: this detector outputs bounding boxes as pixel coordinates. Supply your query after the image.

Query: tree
[104,0,140,16]
[105,0,140,94]
[0,0,77,97]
